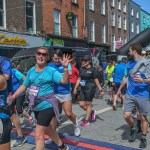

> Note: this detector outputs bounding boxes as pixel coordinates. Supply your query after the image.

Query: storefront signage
[0,34,26,46]
[66,12,74,20]
[115,40,123,49]
[49,38,64,47]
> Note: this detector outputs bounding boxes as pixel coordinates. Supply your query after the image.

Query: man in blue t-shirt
[46,49,80,143]
[123,43,150,149]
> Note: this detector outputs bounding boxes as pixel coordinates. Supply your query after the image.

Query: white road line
[61,106,112,126]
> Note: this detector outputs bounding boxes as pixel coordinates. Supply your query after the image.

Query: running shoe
[28,117,36,128]
[13,136,27,147]
[112,104,117,110]
[81,120,89,127]
[139,138,147,148]
[45,138,53,144]
[91,110,96,122]
[59,145,69,150]
[128,128,136,142]
[73,118,80,136]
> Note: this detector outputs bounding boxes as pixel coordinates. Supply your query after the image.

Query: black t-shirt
[79,67,98,88]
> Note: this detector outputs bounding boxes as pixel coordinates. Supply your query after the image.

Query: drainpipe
[84,0,85,26]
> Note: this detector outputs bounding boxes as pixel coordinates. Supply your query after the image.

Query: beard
[128,54,134,61]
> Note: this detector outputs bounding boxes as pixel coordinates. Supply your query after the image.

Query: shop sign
[115,40,123,49]
[49,38,64,47]
[66,12,74,20]
[0,34,26,46]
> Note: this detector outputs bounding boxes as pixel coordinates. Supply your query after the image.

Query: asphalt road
[10,93,150,150]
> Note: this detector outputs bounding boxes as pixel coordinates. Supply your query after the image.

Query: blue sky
[133,0,150,13]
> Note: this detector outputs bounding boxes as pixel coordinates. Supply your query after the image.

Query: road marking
[60,106,112,126]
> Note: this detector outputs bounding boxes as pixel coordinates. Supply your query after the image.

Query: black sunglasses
[36,51,47,57]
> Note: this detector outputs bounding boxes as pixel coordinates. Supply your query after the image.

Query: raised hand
[60,54,73,68]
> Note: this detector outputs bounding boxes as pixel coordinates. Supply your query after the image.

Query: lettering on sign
[0,34,26,46]
[49,38,64,47]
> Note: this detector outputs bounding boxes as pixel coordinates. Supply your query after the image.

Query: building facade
[128,0,140,40]
[140,9,150,32]
[108,0,128,52]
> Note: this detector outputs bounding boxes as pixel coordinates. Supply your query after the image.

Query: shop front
[0,31,45,58]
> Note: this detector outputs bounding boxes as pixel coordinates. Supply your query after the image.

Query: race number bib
[80,80,86,86]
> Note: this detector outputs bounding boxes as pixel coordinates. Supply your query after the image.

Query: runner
[74,55,104,127]
[47,49,80,138]
[7,47,70,150]
[0,56,12,150]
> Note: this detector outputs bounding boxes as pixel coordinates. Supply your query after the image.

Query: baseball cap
[83,55,92,61]
[0,75,7,91]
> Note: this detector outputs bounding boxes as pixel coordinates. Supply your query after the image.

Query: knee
[123,112,131,120]
[35,131,44,141]
[79,103,85,109]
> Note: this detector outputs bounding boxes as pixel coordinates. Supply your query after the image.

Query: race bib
[80,80,86,86]
[28,86,39,106]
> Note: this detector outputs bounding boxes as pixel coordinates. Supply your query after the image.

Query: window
[131,22,134,33]
[54,10,60,35]
[89,21,95,42]
[118,15,121,28]
[72,16,78,38]
[123,3,126,13]
[118,36,121,41]
[143,16,146,24]
[136,24,139,34]
[101,0,105,15]
[0,0,6,29]
[111,35,115,51]
[117,0,121,10]
[123,37,127,44]
[136,11,139,19]
[26,1,36,33]
[111,13,115,26]
[72,0,77,4]
[89,0,94,11]
[123,18,126,30]
[131,8,134,16]
[101,24,106,43]
[110,0,115,7]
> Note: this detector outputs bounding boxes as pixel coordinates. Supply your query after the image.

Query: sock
[58,143,65,149]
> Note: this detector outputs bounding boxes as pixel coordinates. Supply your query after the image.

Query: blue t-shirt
[48,62,72,94]
[0,77,9,118]
[0,56,13,93]
[23,66,63,111]
[113,62,126,83]
[126,60,150,98]
[12,68,24,93]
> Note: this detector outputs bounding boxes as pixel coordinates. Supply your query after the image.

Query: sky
[133,0,150,13]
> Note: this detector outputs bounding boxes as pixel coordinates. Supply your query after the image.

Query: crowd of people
[0,43,150,149]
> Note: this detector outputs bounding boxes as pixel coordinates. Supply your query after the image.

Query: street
[10,93,150,150]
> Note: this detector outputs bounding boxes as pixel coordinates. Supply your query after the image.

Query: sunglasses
[36,51,47,57]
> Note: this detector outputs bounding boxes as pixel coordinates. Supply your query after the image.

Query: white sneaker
[74,118,80,137]
[45,138,52,144]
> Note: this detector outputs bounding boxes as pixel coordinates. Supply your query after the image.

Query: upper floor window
[72,16,78,38]
[0,0,6,29]
[123,3,126,13]
[110,0,115,7]
[111,13,115,26]
[123,37,127,44]
[54,9,60,35]
[117,0,121,10]
[131,8,134,16]
[118,15,121,28]
[101,0,105,15]
[118,36,121,41]
[111,35,115,51]
[136,11,139,19]
[89,21,95,42]
[26,1,36,33]
[101,24,106,43]
[89,0,94,11]
[136,24,139,34]
[143,16,146,24]
[123,18,126,30]
[72,0,77,4]
[131,22,134,33]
